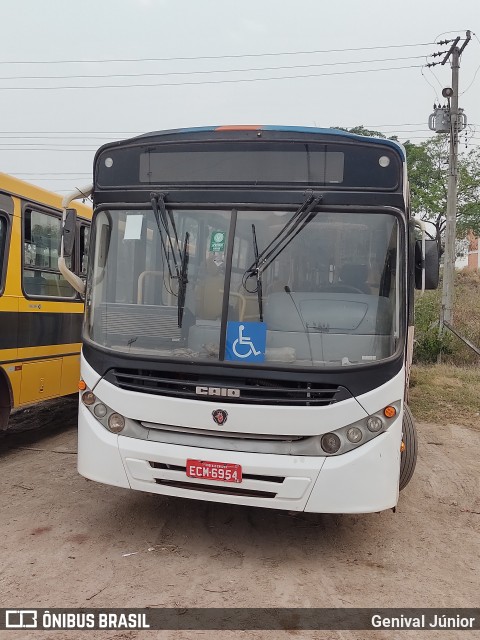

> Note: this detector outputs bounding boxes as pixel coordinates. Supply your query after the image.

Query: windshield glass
[86,207,401,368]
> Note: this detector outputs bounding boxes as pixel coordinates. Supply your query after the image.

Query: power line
[10,176,92,181]
[0,131,140,135]
[0,63,423,90]
[0,42,436,65]
[0,129,432,141]
[0,135,128,140]
[0,123,444,135]
[459,33,480,97]
[362,122,426,127]
[12,171,92,175]
[0,148,94,152]
[0,143,101,147]
[0,133,433,147]
[0,55,428,81]
[0,130,441,148]
[2,136,446,151]
[371,128,431,133]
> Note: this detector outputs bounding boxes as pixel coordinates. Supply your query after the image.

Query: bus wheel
[0,375,12,431]
[399,404,417,491]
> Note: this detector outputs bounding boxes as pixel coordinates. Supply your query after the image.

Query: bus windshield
[87,207,401,368]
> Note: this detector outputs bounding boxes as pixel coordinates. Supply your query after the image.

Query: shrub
[413,269,480,365]
[413,289,453,363]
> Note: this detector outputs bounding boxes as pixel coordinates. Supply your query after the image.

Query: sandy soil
[0,401,479,640]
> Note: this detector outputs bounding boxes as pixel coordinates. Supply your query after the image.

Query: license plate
[186,459,242,483]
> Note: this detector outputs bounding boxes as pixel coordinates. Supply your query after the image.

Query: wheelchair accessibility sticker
[225,322,266,363]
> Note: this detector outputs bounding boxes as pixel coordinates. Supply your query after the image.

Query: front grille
[108,368,347,406]
[154,479,277,498]
[144,425,312,455]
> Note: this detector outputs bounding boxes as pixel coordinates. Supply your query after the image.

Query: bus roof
[128,126,405,160]
[0,172,92,219]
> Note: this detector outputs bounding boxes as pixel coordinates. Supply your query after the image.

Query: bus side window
[23,208,76,298]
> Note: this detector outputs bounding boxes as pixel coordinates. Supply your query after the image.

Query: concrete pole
[439,46,460,331]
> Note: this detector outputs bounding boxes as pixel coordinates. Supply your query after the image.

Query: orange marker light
[400,441,406,452]
[78,380,87,391]
[215,125,261,131]
[384,405,396,418]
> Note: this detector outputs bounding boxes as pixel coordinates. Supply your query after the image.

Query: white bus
[60,126,438,513]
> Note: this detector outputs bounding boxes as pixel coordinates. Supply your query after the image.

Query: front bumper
[78,403,402,513]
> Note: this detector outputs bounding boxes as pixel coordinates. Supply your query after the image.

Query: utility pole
[428,32,471,335]
[428,31,472,335]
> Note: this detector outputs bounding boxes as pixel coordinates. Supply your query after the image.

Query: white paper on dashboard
[124,214,144,240]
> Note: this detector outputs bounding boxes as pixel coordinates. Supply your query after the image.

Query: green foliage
[409,364,480,427]
[339,126,480,245]
[456,148,480,237]
[413,289,453,363]
[451,269,480,365]
[334,126,480,363]
[412,270,480,365]
[405,139,480,243]
[333,125,387,138]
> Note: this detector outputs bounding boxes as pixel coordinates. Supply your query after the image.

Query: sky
[1,0,479,195]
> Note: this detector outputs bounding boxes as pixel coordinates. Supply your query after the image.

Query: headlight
[82,391,96,406]
[93,403,108,418]
[346,426,363,443]
[81,387,126,434]
[309,401,402,457]
[108,412,125,433]
[367,416,383,432]
[321,433,341,454]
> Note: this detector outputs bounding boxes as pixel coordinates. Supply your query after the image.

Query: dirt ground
[0,399,479,640]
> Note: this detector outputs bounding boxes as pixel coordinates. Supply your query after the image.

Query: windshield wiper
[150,192,189,328]
[150,192,183,284]
[177,231,190,328]
[243,191,322,294]
[150,193,175,281]
[251,223,263,321]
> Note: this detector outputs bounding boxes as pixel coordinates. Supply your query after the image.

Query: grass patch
[414,269,480,365]
[409,364,480,427]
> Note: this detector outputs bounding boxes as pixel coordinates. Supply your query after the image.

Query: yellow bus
[0,173,92,429]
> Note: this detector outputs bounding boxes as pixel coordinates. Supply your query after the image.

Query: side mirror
[415,239,439,290]
[62,208,77,258]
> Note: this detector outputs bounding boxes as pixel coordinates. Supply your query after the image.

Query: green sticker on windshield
[210,231,226,252]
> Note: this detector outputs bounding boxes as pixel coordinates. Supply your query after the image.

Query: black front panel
[106,367,348,406]
[83,341,403,400]
[96,139,401,192]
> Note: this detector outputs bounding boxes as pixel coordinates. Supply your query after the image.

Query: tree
[405,136,480,252]
[456,145,480,238]
[337,127,480,253]
[333,125,387,139]
[404,135,448,251]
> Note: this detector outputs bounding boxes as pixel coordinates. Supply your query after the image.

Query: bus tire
[0,371,12,431]
[399,404,417,491]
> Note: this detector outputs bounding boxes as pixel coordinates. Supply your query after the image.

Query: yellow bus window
[23,208,75,298]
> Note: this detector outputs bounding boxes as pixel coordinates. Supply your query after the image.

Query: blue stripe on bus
[261,126,405,158]
[132,125,405,160]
